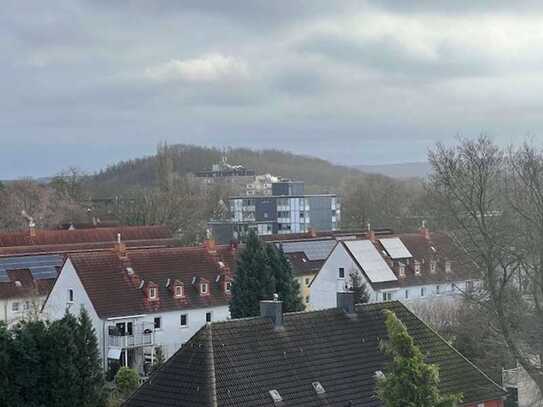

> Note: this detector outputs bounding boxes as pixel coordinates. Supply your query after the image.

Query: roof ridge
[207,323,218,407]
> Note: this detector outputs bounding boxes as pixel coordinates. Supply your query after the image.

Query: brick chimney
[420,220,430,240]
[113,233,127,258]
[260,294,283,330]
[204,238,217,254]
[367,223,375,242]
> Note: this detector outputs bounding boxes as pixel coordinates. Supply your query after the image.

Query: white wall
[310,243,375,310]
[42,258,104,361]
[0,295,47,326]
[310,243,473,309]
[141,305,230,359]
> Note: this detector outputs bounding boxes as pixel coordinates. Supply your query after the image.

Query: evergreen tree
[266,244,304,312]
[376,310,462,407]
[0,322,17,407]
[350,271,370,304]
[45,314,81,407]
[11,320,48,407]
[75,308,106,407]
[230,230,274,318]
[115,367,140,399]
[151,346,166,374]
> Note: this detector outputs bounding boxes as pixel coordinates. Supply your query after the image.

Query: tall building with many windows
[224,180,339,240]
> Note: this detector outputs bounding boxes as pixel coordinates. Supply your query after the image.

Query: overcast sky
[3,1,543,178]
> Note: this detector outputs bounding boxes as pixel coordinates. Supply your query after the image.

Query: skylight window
[312,381,326,395]
[269,389,283,403]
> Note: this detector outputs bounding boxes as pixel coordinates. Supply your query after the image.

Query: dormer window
[430,260,437,274]
[225,281,232,293]
[414,260,421,275]
[149,287,158,300]
[445,260,452,273]
[398,263,406,278]
[200,282,209,295]
[175,285,184,298]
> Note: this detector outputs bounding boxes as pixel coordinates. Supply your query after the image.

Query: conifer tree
[230,230,274,318]
[266,244,304,312]
[350,271,370,304]
[75,308,105,407]
[376,310,461,407]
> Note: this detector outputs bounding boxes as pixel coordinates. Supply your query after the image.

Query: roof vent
[192,276,197,285]
[14,280,22,287]
[215,274,221,283]
[269,389,283,403]
[312,381,326,395]
[218,261,225,268]
[374,370,385,380]
[126,267,134,276]
[138,280,145,289]
[165,278,171,287]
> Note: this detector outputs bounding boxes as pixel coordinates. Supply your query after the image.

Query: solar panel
[280,240,337,261]
[344,240,397,283]
[379,238,413,260]
[0,254,63,280]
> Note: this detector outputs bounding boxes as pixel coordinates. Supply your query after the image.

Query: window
[436,285,440,295]
[180,314,188,327]
[200,283,209,295]
[12,302,19,312]
[149,287,157,300]
[405,289,409,299]
[68,289,74,303]
[305,277,310,286]
[420,287,425,297]
[206,312,212,323]
[382,292,392,302]
[23,301,30,311]
[305,295,310,304]
[154,317,161,330]
[414,261,421,275]
[430,261,437,273]
[225,281,232,293]
[399,263,406,278]
[445,261,452,273]
[339,268,345,279]
[175,285,184,298]
[466,280,474,292]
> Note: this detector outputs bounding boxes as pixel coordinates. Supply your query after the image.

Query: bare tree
[428,136,543,394]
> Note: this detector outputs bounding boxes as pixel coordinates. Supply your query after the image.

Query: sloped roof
[0,269,55,299]
[124,301,505,407]
[0,225,172,248]
[67,246,238,318]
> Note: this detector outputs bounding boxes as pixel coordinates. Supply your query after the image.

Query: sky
[3,1,543,178]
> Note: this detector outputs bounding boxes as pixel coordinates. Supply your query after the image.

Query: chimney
[29,223,36,238]
[260,294,283,330]
[113,233,127,258]
[337,291,355,315]
[420,220,430,240]
[367,223,375,242]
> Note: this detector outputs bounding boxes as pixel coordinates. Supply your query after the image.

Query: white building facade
[310,229,478,310]
[42,244,236,376]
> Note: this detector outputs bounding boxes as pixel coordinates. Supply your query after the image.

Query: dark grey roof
[0,254,63,282]
[124,301,505,407]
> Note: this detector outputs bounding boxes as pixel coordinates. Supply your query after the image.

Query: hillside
[88,145,366,194]
[354,162,431,179]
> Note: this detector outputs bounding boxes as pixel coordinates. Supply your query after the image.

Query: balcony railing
[108,322,154,349]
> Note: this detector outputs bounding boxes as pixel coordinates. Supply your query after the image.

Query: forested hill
[89,145,365,194]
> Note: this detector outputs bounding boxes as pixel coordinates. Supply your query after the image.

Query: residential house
[0,225,175,325]
[124,295,506,407]
[42,240,237,376]
[310,225,477,310]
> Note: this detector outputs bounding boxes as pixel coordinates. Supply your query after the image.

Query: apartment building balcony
[108,322,155,349]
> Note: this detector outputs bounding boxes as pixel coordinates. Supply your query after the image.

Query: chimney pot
[337,292,356,314]
[260,296,283,329]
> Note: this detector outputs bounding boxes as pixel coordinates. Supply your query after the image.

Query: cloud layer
[2,1,543,177]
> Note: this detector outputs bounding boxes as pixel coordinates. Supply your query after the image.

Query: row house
[310,225,478,310]
[125,295,506,406]
[0,225,174,325]
[42,239,237,376]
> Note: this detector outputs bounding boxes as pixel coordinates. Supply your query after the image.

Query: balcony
[108,322,155,349]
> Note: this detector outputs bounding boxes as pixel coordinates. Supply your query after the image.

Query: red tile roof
[0,269,55,299]
[66,245,238,318]
[0,225,172,248]
[0,226,175,256]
